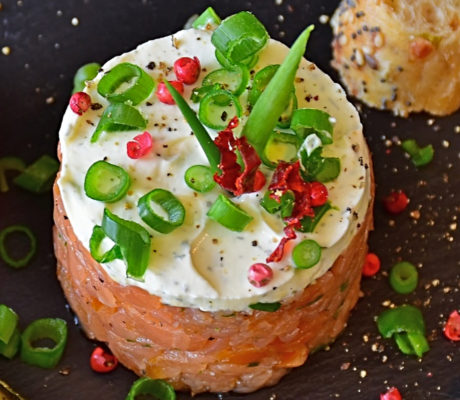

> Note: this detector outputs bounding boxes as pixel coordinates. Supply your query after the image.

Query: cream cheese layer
[58,28,371,312]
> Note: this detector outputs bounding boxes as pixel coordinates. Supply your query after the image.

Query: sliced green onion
[249,302,281,312]
[13,155,59,193]
[248,64,298,128]
[192,7,221,30]
[401,139,434,167]
[299,147,340,183]
[377,305,426,339]
[393,332,429,357]
[191,83,221,103]
[199,89,242,130]
[291,108,334,145]
[0,157,26,193]
[243,25,315,155]
[97,62,155,106]
[138,189,185,234]
[215,49,258,69]
[389,261,418,294]
[91,103,147,143]
[0,225,37,268]
[262,130,299,167]
[292,239,321,269]
[184,165,216,192]
[297,202,332,233]
[102,208,151,279]
[0,328,20,359]
[260,190,295,217]
[211,11,268,64]
[72,62,101,93]
[377,304,430,357]
[0,305,18,344]
[20,318,67,368]
[207,194,253,232]
[89,225,122,263]
[164,81,220,172]
[202,64,249,96]
[125,377,176,400]
[84,160,131,202]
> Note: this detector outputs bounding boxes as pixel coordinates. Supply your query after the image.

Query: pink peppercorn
[310,181,328,207]
[156,80,184,105]
[174,57,201,85]
[248,263,273,288]
[127,132,153,159]
[69,92,92,115]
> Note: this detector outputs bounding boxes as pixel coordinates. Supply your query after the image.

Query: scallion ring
[292,239,321,269]
[198,89,242,130]
[291,108,334,145]
[215,49,258,69]
[97,62,155,105]
[0,225,37,268]
[73,62,101,93]
[184,165,216,193]
[101,208,151,279]
[207,194,253,232]
[0,328,20,359]
[389,261,418,294]
[201,64,249,97]
[262,130,299,167]
[89,225,122,263]
[0,304,19,345]
[192,6,221,30]
[126,377,176,400]
[91,103,147,143]
[84,160,131,203]
[137,189,185,234]
[211,11,269,64]
[20,318,68,369]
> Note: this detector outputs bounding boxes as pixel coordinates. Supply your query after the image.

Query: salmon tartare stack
[53,9,374,393]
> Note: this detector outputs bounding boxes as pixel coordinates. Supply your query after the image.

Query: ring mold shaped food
[54,25,374,393]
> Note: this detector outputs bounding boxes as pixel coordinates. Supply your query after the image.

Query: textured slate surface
[0,0,459,399]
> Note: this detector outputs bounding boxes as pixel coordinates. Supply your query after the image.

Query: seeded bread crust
[331,0,460,117]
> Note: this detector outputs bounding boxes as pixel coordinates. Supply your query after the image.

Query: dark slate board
[0,0,459,399]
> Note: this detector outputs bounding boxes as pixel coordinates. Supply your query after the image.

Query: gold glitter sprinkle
[410,210,421,220]
[1,46,11,55]
[427,118,435,126]
[360,370,367,378]
[71,17,79,26]
[450,223,457,231]
[442,140,450,148]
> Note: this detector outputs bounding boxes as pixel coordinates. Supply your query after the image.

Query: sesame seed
[2,46,11,55]
[71,17,79,26]
[45,96,55,104]
[359,370,367,378]
[442,140,450,148]
[354,48,365,66]
[319,14,330,24]
[374,32,384,48]
[338,34,348,46]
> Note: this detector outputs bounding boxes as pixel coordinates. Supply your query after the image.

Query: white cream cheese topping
[58,28,371,312]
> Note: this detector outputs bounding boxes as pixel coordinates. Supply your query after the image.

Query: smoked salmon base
[53,179,374,394]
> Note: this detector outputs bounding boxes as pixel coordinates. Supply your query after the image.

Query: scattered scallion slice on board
[389,261,418,294]
[243,25,314,155]
[91,103,147,143]
[0,328,20,359]
[0,225,37,269]
[211,11,268,64]
[126,377,176,400]
[207,194,253,232]
[401,139,434,167]
[0,305,18,345]
[192,7,221,30]
[73,62,101,93]
[138,189,185,234]
[164,81,220,172]
[20,318,68,368]
[97,62,155,106]
[198,89,242,130]
[184,165,216,192]
[13,155,59,193]
[84,160,131,202]
[101,208,151,279]
[0,157,26,193]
